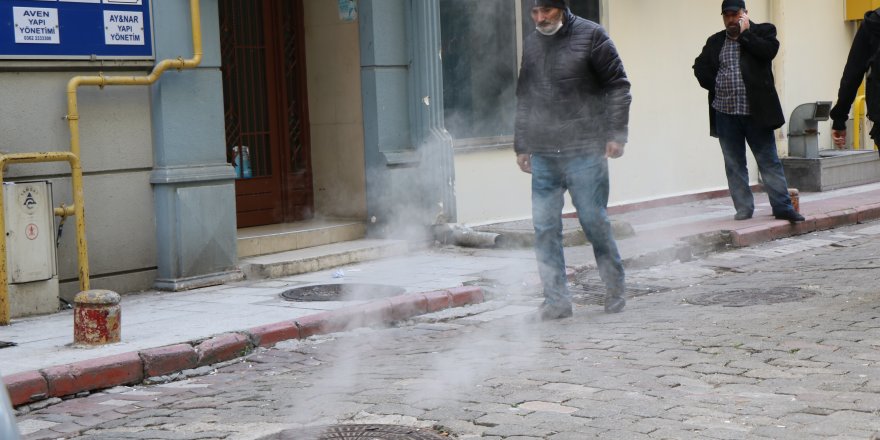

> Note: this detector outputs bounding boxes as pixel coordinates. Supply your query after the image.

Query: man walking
[830,7,880,153]
[515,0,630,320]
[693,0,804,222]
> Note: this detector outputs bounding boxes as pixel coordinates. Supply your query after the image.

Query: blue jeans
[531,152,625,308]
[715,111,795,216]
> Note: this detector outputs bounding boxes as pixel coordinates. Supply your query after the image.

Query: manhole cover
[685,287,817,307]
[258,424,448,440]
[570,282,669,306]
[281,284,406,302]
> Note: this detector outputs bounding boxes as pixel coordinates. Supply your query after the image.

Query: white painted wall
[454,0,860,225]
[303,0,367,220]
[455,148,532,226]
[773,0,855,150]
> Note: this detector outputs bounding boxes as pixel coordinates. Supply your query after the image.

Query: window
[440,0,517,143]
[440,0,601,149]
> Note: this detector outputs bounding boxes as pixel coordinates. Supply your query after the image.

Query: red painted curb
[448,286,484,307]
[294,311,335,339]
[6,287,485,408]
[728,205,880,248]
[357,299,395,326]
[388,294,429,321]
[826,208,860,227]
[730,224,774,247]
[812,213,838,232]
[423,290,453,312]
[856,203,880,223]
[295,306,364,338]
[139,344,198,378]
[195,333,251,367]
[3,371,48,407]
[247,321,300,348]
[43,352,143,398]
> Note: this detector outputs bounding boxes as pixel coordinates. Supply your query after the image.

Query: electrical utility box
[3,181,59,318]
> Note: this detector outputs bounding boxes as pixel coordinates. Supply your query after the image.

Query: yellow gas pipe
[854,94,866,150]
[1,0,203,325]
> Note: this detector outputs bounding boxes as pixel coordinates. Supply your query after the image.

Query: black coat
[514,10,631,155]
[830,8,880,131]
[693,22,785,137]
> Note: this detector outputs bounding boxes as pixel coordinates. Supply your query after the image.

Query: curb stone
[2,287,484,407]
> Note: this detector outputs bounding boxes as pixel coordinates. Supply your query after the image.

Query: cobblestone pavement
[15,222,880,440]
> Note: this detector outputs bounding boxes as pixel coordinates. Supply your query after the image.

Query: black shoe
[535,304,573,321]
[734,211,753,221]
[604,292,626,314]
[774,211,805,223]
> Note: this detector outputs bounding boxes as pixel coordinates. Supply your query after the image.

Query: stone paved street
[15,221,880,439]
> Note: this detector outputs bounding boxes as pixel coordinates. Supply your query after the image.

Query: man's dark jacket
[830,8,880,133]
[514,9,631,155]
[693,21,785,137]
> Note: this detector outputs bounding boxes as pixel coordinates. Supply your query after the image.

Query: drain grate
[0,341,16,349]
[685,287,817,307]
[570,282,669,306]
[281,284,406,302]
[259,424,448,439]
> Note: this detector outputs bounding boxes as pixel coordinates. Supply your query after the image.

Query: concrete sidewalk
[4,181,880,408]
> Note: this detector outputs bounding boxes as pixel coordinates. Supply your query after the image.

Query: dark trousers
[715,111,796,216]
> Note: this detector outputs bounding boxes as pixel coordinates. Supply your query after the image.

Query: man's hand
[739,14,750,33]
[832,130,847,149]
[605,141,625,159]
[516,153,532,174]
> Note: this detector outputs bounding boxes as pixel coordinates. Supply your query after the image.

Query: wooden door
[219,0,313,228]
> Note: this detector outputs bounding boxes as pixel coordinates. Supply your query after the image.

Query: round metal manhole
[685,287,817,307]
[258,424,449,440]
[281,284,406,302]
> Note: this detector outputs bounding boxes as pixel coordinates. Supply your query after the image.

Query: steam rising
[261,261,546,437]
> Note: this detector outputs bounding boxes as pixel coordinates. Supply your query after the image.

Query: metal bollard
[788,188,800,213]
[74,290,121,345]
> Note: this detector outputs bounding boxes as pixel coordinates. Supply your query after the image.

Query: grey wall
[0,0,236,299]
[0,71,158,300]
[149,0,239,291]
[359,0,456,239]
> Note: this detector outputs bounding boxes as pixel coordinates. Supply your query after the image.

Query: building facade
[0,0,870,313]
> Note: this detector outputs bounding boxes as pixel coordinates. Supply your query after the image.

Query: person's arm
[590,25,631,149]
[693,36,717,92]
[513,38,533,158]
[737,21,780,62]
[830,23,874,135]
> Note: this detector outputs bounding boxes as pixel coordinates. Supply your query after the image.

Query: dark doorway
[219,0,314,228]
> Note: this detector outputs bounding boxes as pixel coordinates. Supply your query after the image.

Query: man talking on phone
[693,0,803,223]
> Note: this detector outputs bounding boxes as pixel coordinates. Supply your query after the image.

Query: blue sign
[0,0,153,60]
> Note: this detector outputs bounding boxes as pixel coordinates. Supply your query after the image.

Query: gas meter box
[3,181,59,317]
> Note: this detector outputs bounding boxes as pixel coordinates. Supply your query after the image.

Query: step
[237,220,366,258]
[240,238,410,280]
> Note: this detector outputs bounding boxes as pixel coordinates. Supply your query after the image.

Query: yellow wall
[847,0,880,20]
[303,0,367,220]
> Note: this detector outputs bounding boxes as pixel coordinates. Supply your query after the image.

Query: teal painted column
[149,0,241,290]
[359,0,456,239]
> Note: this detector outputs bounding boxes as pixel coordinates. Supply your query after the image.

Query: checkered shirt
[713,37,750,115]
